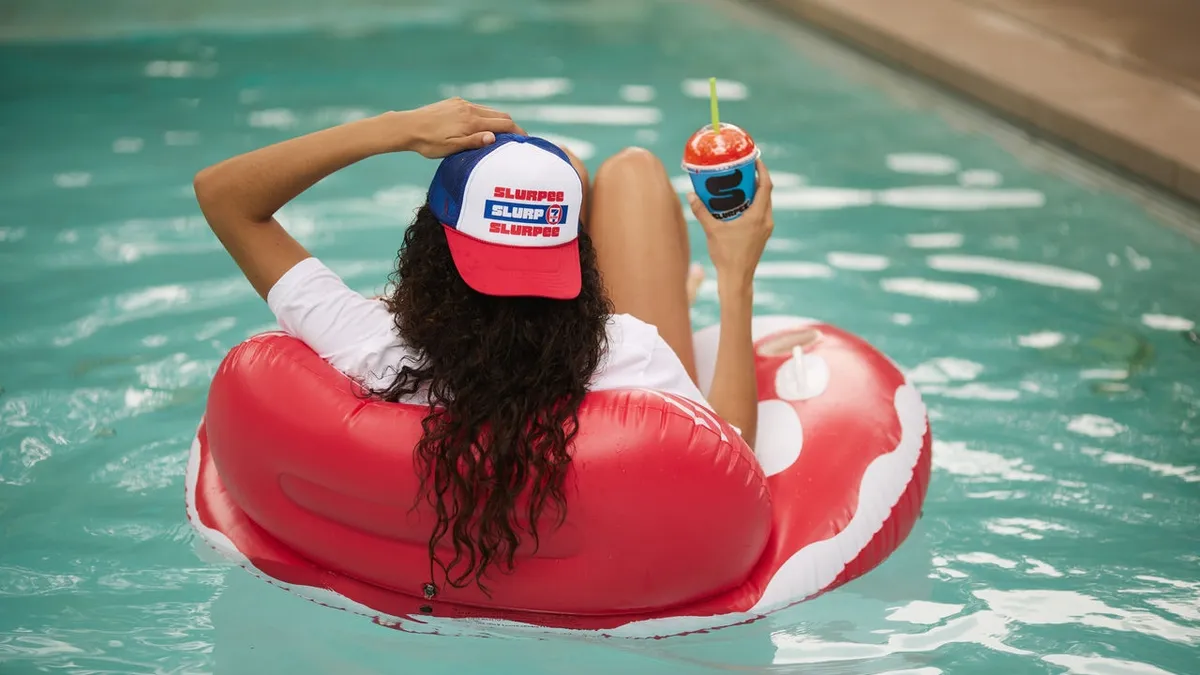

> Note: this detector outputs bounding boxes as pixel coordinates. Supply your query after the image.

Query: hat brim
[443,225,582,300]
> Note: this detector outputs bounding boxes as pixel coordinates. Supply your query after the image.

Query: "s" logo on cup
[705,170,747,214]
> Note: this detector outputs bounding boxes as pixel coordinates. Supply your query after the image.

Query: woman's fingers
[449,131,498,152]
[470,104,527,135]
[686,193,720,235]
[479,115,525,136]
[756,157,773,194]
[741,159,774,221]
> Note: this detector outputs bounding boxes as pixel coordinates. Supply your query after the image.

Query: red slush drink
[682,123,760,220]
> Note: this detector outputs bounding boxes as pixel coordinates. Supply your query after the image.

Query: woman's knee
[595,146,665,183]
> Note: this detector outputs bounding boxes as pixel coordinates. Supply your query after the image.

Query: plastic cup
[682,123,760,221]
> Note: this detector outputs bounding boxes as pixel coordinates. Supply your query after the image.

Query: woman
[194,97,774,591]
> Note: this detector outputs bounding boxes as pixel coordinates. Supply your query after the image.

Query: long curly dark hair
[373,204,611,592]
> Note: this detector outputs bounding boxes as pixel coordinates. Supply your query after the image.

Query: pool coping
[761,0,1200,209]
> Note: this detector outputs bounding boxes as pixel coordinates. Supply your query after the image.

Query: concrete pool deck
[764,0,1200,205]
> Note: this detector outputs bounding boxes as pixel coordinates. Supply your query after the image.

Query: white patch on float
[693,315,820,395]
[750,384,927,613]
[774,347,829,400]
[755,400,804,476]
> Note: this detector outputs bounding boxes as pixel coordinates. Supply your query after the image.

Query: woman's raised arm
[193,98,523,298]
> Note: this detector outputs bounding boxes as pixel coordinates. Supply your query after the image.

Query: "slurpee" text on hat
[428,134,584,299]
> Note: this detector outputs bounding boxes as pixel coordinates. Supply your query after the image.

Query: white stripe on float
[749,383,926,613]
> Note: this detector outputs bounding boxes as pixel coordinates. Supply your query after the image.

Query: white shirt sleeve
[265,257,419,388]
[593,314,742,436]
[640,340,713,408]
[593,314,713,409]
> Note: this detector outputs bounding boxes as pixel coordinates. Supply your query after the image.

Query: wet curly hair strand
[373,204,611,592]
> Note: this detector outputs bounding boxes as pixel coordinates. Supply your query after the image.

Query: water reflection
[164,130,200,146]
[906,233,963,249]
[504,105,661,125]
[53,172,91,189]
[1042,653,1175,675]
[112,137,144,154]
[926,255,1101,291]
[958,169,1001,187]
[881,278,981,302]
[440,77,571,100]
[886,153,959,175]
[1099,452,1200,483]
[984,517,1072,540]
[683,78,747,100]
[827,252,889,271]
[1066,414,1126,438]
[1142,314,1194,331]
[932,441,1048,482]
[976,589,1200,644]
[619,84,654,102]
[755,261,834,278]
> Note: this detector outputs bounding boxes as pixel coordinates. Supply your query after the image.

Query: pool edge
[759,0,1200,216]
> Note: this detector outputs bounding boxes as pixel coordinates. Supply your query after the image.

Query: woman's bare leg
[588,147,698,382]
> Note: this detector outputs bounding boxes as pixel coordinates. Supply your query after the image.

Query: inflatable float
[186,315,932,637]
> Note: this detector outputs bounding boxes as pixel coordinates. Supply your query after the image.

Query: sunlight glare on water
[1,0,1198,672]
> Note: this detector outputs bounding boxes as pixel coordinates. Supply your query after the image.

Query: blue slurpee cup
[682,122,760,221]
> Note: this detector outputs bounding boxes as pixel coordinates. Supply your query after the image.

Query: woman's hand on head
[687,158,774,290]
[393,98,526,158]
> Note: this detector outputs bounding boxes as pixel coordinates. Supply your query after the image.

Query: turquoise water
[2,0,1199,672]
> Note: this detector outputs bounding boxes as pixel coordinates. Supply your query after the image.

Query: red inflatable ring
[186,315,932,637]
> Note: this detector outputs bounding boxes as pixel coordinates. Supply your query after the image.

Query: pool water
[2,0,1199,672]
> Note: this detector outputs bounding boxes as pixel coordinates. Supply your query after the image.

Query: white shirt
[266,257,711,408]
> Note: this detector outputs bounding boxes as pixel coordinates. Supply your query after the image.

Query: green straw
[709,77,720,132]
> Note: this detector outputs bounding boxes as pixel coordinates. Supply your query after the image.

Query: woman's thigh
[587,147,697,381]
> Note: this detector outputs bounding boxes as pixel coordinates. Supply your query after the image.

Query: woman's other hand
[392,98,526,158]
[687,158,774,290]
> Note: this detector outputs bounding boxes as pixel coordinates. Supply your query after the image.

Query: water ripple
[441,77,571,100]
[504,104,661,125]
[1142,314,1194,331]
[976,589,1200,645]
[906,233,963,249]
[1067,414,1127,438]
[985,517,1072,541]
[93,434,192,493]
[10,276,256,348]
[933,441,1048,482]
[887,153,959,175]
[827,252,890,271]
[927,255,1102,291]
[0,567,84,597]
[1018,331,1066,348]
[1043,654,1175,675]
[1099,452,1200,483]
